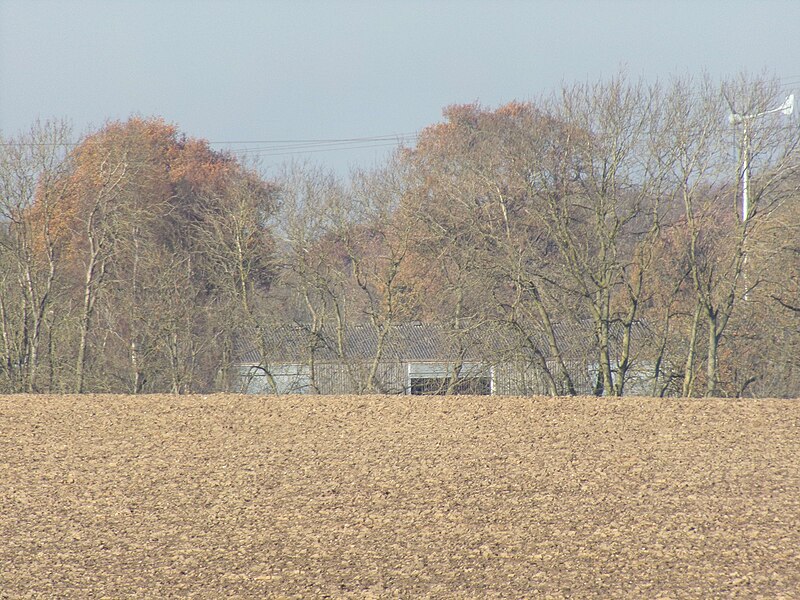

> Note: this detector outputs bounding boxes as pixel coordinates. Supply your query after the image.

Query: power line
[225,141,415,158]
[210,133,419,158]
[209,133,418,145]
[0,132,420,151]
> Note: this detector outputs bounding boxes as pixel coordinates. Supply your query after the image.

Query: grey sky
[1,0,798,175]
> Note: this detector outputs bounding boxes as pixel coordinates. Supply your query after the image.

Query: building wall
[240,362,408,395]
[240,361,491,395]
[239,360,654,396]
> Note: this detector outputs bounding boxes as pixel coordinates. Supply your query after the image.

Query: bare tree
[519,76,675,396]
[402,103,578,395]
[346,160,417,392]
[273,162,355,392]
[0,120,73,392]
[193,166,278,391]
[669,75,799,396]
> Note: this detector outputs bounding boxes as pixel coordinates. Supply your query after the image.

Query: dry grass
[1,394,799,598]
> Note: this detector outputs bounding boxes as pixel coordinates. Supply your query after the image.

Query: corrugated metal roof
[235,319,652,365]
[236,322,495,364]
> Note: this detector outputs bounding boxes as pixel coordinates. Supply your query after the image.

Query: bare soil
[1,394,799,598]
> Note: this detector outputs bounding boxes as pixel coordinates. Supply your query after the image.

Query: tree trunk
[682,302,702,397]
[705,311,719,397]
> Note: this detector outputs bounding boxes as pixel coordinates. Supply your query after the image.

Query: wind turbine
[729,93,795,223]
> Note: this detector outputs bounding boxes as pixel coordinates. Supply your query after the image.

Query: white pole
[741,117,750,224]
[741,118,751,300]
[735,93,794,224]
[730,93,793,301]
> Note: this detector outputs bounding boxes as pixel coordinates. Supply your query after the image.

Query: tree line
[1,73,798,396]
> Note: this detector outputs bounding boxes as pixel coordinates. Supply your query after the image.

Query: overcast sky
[1,0,798,175]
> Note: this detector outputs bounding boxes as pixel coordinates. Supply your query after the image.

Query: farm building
[237,322,494,395]
[235,321,658,396]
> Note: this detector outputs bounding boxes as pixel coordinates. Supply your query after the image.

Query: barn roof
[235,318,653,366]
[235,321,500,365]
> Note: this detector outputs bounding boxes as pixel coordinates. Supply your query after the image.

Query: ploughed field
[1,395,799,598]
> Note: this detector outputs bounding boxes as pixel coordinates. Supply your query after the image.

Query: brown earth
[1,394,799,599]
